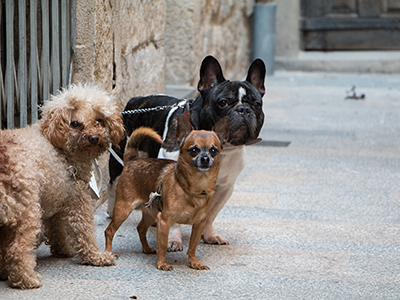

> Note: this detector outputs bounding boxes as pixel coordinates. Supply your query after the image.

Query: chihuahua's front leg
[188,219,209,270]
[157,214,173,271]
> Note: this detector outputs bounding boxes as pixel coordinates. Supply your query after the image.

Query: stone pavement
[2,71,400,299]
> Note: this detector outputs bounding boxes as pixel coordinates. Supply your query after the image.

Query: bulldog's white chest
[217,144,245,187]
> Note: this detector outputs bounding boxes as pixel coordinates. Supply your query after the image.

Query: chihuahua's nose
[200,155,210,165]
[88,135,99,145]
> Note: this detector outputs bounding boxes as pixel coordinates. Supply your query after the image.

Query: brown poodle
[0,84,125,289]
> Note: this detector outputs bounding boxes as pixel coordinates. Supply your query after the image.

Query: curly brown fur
[0,84,125,289]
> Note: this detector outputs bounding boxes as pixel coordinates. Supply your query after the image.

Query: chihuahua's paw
[168,241,183,252]
[202,234,229,245]
[189,262,210,270]
[143,247,156,254]
[157,263,173,271]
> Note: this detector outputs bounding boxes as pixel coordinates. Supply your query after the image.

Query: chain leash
[37,103,175,115]
[121,104,176,115]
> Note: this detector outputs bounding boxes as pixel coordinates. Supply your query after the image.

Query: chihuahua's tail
[124,127,163,164]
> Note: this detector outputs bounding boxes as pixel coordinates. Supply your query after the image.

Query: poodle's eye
[188,145,200,157]
[96,119,104,124]
[70,121,81,128]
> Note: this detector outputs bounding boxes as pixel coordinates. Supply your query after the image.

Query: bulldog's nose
[88,135,99,145]
[236,104,251,115]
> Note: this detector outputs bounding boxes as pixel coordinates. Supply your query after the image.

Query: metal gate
[0,0,75,129]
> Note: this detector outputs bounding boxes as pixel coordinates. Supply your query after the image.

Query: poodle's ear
[105,110,125,146]
[40,107,70,148]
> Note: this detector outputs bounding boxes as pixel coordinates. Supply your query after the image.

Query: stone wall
[73,0,166,108]
[73,0,253,108]
[165,0,254,86]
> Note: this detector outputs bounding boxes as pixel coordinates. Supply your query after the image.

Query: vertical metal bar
[69,0,76,86]
[5,0,14,129]
[61,0,68,87]
[19,0,28,128]
[41,0,50,102]
[51,0,60,94]
[0,2,3,128]
[66,0,71,86]
[30,0,38,123]
[0,67,3,129]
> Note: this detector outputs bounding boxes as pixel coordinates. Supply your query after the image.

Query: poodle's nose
[88,135,99,145]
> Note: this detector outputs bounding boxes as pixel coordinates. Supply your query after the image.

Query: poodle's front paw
[82,251,116,266]
[9,271,43,289]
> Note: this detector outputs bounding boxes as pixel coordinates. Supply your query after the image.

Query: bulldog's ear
[212,116,229,145]
[246,58,266,97]
[176,115,193,144]
[197,55,226,92]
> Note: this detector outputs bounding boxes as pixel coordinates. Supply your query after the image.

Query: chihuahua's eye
[218,99,228,109]
[188,146,200,157]
[209,146,219,157]
[70,121,81,128]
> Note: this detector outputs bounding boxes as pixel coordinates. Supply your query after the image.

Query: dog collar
[181,184,208,199]
[175,170,209,199]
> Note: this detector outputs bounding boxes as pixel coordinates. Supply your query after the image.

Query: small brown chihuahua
[105,115,229,270]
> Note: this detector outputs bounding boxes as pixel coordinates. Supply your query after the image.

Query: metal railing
[0,0,75,129]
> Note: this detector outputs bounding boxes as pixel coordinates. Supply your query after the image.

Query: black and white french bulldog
[108,55,266,251]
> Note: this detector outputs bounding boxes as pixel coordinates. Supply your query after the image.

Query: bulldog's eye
[188,146,201,157]
[209,146,219,157]
[218,100,228,108]
[70,121,81,128]
[254,101,262,109]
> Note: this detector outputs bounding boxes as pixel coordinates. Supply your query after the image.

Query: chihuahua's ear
[176,114,193,144]
[212,116,229,144]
